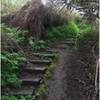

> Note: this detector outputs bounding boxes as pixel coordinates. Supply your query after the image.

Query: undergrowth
[77,22,98,40]
[1,51,25,87]
[1,95,36,100]
[1,23,27,43]
[28,37,46,51]
[1,17,98,100]
[44,21,79,41]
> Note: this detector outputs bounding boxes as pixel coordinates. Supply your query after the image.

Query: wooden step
[21,78,41,85]
[10,86,34,95]
[2,86,34,96]
[19,71,41,85]
[20,77,41,86]
[29,59,52,64]
[55,44,69,49]
[65,38,75,41]
[37,48,58,53]
[24,62,48,70]
[23,67,47,72]
[56,40,75,45]
[32,53,56,58]
[46,49,58,53]
[26,62,47,67]
[58,41,75,44]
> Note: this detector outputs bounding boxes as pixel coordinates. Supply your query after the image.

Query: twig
[94,60,99,98]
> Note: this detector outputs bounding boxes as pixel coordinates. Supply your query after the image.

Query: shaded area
[44,35,99,100]
[45,44,83,100]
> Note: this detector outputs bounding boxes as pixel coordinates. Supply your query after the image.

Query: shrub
[28,37,46,51]
[37,84,47,100]
[1,51,25,87]
[1,23,26,43]
[45,21,79,40]
[77,23,98,39]
[1,95,18,100]
[1,95,36,100]
[65,21,79,37]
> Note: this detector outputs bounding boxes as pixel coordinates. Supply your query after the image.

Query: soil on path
[45,50,76,100]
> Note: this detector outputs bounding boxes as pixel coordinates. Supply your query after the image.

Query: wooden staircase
[2,39,76,97]
[2,50,58,96]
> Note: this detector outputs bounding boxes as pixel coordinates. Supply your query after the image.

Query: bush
[37,84,47,100]
[1,23,26,43]
[1,95,18,100]
[77,23,98,39]
[45,21,79,40]
[1,51,25,87]
[62,21,79,37]
[28,37,46,51]
[1,95,36,100]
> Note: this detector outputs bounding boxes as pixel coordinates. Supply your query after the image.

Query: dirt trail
[44,40,84,100]
[45,49,72,100]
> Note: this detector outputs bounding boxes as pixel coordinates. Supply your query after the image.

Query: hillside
[1,0,99,100]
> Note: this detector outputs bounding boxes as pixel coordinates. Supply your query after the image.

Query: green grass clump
[28,37,46,51]
[45,21,79,41]
[1,95,18,100]
[1,23,26,43]
[1,95,36,100]
[37,84,47,100]
[63,21,79,37]
[77,23,98,40]
[1,51,25,87]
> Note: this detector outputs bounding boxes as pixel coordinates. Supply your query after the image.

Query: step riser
[8,91,34,96]
[2,86,35,96]
[22,81,40,86]
[23,69,46,74]
[30,62,51,65]
[32,53,56,57]
[34,55,56,59]
[57,42,75,45]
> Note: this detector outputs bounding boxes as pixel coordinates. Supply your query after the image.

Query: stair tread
[32,53,56,57]
[24,67,46,71]
[55,44,68,48]
[21,78,41,82]
[9,86,34,95]
[29,59,52,63]
[46,49,58,53]
[26,62,47,67]
[19,71,42,78]
[58,41,75,43]
[19,72,41,85]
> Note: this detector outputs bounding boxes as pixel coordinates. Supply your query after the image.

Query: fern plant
[1,95,36,100]
[45,21,79,41]
[1,51,25,87]
[1,23,26,43]
[28,37,46,51]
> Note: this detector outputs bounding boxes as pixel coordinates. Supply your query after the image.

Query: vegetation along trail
[1,0,99,100]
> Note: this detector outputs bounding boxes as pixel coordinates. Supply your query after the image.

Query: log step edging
[32,53,56,57]
[29,60,52,64]
[2,86,35,96]
[21,77,41,85]
[23,67,47,72]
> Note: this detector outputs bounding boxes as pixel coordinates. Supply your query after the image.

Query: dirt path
[43,38,88,100]
[45,49,72,100]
